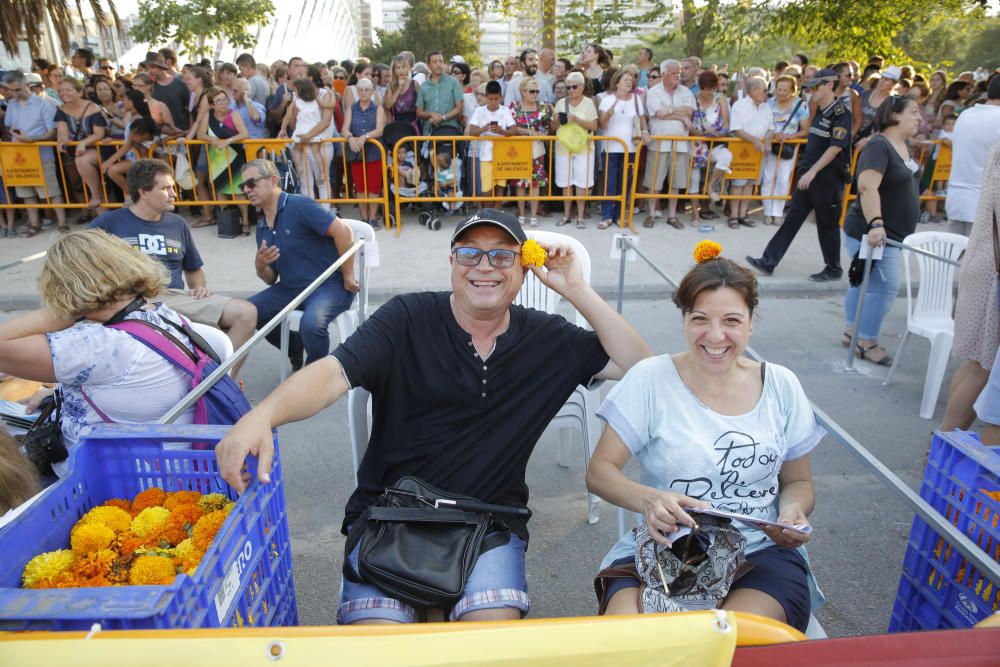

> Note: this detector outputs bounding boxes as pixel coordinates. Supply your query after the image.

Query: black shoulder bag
[770,98,803,160]
[19,389,68,478]
[343,476,530,608]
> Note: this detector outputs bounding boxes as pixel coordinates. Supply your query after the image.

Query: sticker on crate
[21,489,234,589]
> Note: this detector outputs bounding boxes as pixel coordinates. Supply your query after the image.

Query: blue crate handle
[937,429,1000,476]
[83,423,238,442]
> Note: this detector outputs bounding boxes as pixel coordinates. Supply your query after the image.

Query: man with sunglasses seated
[240,159,360,370]
[89,159,258,372]
[215,208,651,624]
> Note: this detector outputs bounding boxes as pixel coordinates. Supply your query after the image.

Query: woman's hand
[74,144,87,157]
[20,386,55,414]
[868,226,886,247]
[641,490,710,544]
[762,505,812,547]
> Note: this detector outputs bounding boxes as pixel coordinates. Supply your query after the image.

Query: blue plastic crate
[889,430,1000,632]
[0,424,297,631]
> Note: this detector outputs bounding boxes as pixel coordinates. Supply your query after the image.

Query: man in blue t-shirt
[240,158,359,369]
[89,159,257,366]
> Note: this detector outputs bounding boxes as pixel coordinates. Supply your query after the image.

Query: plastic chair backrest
[189,322,233,362]
[343,218,379,316]
[514,230,592,328]
[901,231,968,325]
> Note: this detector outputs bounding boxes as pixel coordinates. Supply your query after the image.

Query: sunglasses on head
[452,247,520,269]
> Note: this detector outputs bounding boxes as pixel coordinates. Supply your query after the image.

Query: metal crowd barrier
[610,233,1000,592]
[390,135,630,235]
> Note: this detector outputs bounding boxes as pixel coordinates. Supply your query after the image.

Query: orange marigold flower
[169,504,205,528]
[129,555,177,586]
[120,535,144,557]
[22,550,74,589]
[132,488,167,514]
[70,523,116,556]
[160,523,190,547]
[693,240,723,264]
[52,571,111,589]
[520,239,548,268]
[131,507,171,538]
[70,548,117,580]
[80,505,133,534]
[163,491,202,511]
[102,498,132,514]
[192,507,232,552]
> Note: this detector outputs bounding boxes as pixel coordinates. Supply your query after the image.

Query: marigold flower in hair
[693,240,723,264]
[520,239,547,268]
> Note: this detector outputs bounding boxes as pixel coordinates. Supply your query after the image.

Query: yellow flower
[80,505,133,534]
[22,550,75,589]
[173,538,205,575]
[693,240,723,264]
[129,555,177,586]
[520,239,547,268]
[132,487,167,514]
[192,506,232,552]
[131,506,171,538]
[70,523,116,556]
[197,493,231,514]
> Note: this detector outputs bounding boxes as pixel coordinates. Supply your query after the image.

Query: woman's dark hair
[588,43,611,68]
[874,94,915,132]
[125,88,151,118]
[349,62,371,86]
[306,65,324,90]
[944,80,970,101]
[556,58,572,74]
[294,78,317,102]
[451,62,470,85]
[489,60,504,79]
[697,70,718,91]
[128,116,158,138]
[672,258,759,316]
[187,65,213,90]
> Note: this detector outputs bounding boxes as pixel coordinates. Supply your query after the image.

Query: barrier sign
[493,140,532,180]
[0,144,45,186]
[932,144,952,182]
[726,140,763,180]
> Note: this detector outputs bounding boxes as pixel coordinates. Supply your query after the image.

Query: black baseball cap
[451,208,526,246]
[802,68,839,89]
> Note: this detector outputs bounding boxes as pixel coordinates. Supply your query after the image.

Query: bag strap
[760,361,767,384]
[778,99,803,133]
[78,385,113,423]
[992,208,1000,281]
[107,320,199,376]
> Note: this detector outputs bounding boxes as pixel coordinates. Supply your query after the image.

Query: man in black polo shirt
[746,68,852,282]
[216,209,651,624]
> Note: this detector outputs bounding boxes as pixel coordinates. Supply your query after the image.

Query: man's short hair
[795,53,809,66]
[660,59,680,73]
[32,57,51,70]
[745,76,767,95]
[426,51,443,64]
[219,62,238,76]
[127,158,173,203]
[74,48,95,67]
[683,56,702,68]
[519,48,536,65]
[242,159,280,180]
[3,70,25,86]
[639,47,653,61]
[774,60,788,71]
[236,53,256,68]
[158,48,177,66]
[988,75,1000,101]
[485,80,502,96]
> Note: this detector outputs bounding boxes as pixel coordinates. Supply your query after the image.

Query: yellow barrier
[390,135,631,234]
[0,611,805,665]
[627,135,807,228]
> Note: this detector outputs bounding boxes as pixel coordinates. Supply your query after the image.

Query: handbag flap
[367,506,482,525]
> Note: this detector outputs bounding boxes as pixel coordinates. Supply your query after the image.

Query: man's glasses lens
[567,85,580,90]
[527,89,539,94]
[240,176,266,192]
[453,247,518,268]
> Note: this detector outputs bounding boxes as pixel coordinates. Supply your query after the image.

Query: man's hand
[430,112,444,125]
[529,242,585,296]
[255,240,280,271]
[216,411,275,495]
[797,169,816,190]
[189,286,214,300]
[343,274,360,294]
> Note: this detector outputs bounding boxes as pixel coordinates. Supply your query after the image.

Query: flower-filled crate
[889,430,999,632]
[0,424,297,630]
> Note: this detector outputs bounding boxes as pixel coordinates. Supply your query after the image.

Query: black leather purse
[19,390,68,478]
[343,476,527,608]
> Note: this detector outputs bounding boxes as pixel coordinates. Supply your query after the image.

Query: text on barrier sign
[492,140,533,180]
[0,145,46,187]
[725,140,763,180]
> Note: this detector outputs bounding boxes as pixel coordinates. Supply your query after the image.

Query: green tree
[0,0,120,56]
[959,19,1000,71]
[129,0,275,58]
[557,0,644,54]
[362,0,479,66]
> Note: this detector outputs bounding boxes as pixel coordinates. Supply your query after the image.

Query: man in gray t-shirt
[237,53,270,106]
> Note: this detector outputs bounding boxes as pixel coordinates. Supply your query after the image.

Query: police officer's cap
[802,68,838,89]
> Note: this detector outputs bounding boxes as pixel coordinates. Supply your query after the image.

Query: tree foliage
[557,0,645,54]
[0,0,120,56]
[362,0,480,66]
[129,0,275,58]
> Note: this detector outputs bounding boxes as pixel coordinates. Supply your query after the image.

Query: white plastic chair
[514,230,603,525]
[189,322,233,362]
[882,231,967,419]
[279,219,379,381]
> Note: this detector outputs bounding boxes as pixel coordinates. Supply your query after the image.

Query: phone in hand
[558,112,568,125]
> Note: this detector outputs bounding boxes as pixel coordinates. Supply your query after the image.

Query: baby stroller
[416,125,468,230]
[383,121,422,229]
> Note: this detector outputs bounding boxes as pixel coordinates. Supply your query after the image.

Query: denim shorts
[599,544,810,631]
[337,531,531,624]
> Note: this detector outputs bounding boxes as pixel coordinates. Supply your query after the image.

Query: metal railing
[158,238,365,424]
[610,233,1000,590]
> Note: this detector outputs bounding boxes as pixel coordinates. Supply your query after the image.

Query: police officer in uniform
[747,69,852,281]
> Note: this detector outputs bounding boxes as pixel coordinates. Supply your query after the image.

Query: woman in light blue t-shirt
[586,252,824,631]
